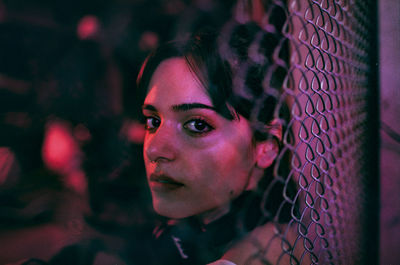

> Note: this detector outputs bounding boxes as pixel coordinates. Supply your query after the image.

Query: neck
[198,203,231,225]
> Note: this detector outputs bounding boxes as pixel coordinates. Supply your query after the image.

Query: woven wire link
[217,0,375,263]
[281,0,373,264]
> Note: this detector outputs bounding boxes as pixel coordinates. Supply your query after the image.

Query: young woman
[137,22,304,265]
[16,22,305,265]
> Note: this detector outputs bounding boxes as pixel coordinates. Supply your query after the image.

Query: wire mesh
[186,0,378,263]
[246,0,377,264]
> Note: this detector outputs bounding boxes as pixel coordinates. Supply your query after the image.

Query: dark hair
[137,22,288,142]
[137,22,295,223]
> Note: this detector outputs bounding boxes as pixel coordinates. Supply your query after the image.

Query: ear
[245,119,282,191]
[255,118,282,169]
[245,138,279,191]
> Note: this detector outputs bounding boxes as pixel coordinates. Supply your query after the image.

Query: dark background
[0,0,236,263]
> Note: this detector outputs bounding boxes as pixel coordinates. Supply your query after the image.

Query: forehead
[144,57,212,106]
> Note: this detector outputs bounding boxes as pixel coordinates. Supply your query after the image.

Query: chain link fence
[234,0,379,264]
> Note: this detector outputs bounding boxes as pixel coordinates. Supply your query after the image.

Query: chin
[153,200,195,219]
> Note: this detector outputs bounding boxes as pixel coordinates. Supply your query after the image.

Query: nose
[144,121,177,163]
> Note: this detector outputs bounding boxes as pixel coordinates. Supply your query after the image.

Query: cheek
[195,142,255,194]
[212,138,255,172]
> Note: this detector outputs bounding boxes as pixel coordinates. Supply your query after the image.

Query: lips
[149,173,184,191]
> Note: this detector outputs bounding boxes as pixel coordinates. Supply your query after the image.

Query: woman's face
[142,58,260,222]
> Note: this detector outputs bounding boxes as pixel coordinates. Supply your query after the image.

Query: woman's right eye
[144,116,161,131]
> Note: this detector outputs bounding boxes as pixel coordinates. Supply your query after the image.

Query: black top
[21,191,274,265]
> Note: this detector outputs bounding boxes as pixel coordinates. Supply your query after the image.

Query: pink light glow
[0,147,15,185]
[77,15,99,40]
[138,31,159,51]
[121,119,146,144]
[42,121,81,176]
[64,170,87,195]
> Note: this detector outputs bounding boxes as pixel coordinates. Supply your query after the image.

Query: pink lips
[149,173,184,191]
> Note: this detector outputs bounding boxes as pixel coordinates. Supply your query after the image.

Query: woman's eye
[183,119,214,134]
[145,117,161,130]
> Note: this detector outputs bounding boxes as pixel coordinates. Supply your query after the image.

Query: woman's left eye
[183,119,214,134]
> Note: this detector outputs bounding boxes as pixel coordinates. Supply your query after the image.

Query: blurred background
[0,0,398,264]
[0,1,238,264]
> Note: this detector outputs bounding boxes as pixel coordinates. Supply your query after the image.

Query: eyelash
[143,116,214,136]
[183,118,214,135]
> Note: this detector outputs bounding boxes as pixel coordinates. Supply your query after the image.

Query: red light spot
[138,31,159,51]
[121,119,146,144]
[42,121,81,175]
[64,170,87,195]
[0,147,15,185]
[77,15,99,40]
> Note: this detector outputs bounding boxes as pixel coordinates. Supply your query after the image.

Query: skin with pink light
[140,58,305,265]
[142,58,280,225]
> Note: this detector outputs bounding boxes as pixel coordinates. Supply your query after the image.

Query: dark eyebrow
[171,103,216,112]
[142,104,157,112]
[142,103,216,113]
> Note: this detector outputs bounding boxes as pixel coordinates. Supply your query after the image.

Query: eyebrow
[172,103,216,112]
[142,104,157,112]
[142,103,216,112]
